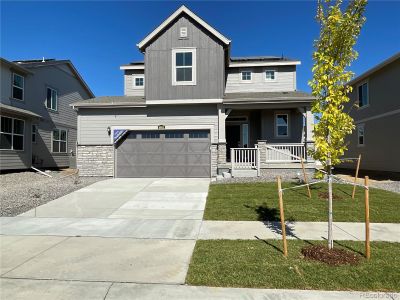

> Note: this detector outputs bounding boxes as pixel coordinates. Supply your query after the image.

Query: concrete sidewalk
[1,279,399,300]
[199,221,400,242]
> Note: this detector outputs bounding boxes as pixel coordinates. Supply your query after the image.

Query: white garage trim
[110,124,216,144]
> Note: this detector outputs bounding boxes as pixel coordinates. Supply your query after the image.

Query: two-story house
[341,52,400,174]
[72,5,315,178]
[0,58,94,171]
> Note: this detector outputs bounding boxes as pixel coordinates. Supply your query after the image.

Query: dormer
[225,56,301,93]
[120,61,145,96]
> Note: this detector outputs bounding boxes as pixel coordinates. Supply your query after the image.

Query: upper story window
[46,87,58,111]
[1,116,24,150]
[172,48,196,86]
[52,128,67,153]
[241,71,252,82]
[265,70,276,81]
[275,113,289,137]
[358,82,368,108]
[12,73,24,101]
[133,75,144,89]
[32,124,37,143]
[357,124,365,146]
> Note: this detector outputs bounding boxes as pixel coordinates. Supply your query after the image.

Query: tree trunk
[327,164,334,249]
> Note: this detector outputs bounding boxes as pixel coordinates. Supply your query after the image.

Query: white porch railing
[266,143,307,162]
[231,148,260,176]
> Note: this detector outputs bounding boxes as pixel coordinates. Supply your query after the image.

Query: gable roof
[348,52,400,85]
[137,5,231,51]
[0,57,33,75]
[13,59,95,98]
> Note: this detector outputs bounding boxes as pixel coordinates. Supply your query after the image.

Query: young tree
[309,0,367,249]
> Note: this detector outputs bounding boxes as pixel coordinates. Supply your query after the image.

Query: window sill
[0,149,25,152]
[357,104,369,110]
[46,108,59,114]
[172,82,197,86]
[9,97,24,102]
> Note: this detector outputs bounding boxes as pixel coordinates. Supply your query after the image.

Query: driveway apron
[0,178,210,286]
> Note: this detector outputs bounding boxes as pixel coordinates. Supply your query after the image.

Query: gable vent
[179,27,188,38]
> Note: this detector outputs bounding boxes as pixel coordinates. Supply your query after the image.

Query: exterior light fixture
[107,126,111,136]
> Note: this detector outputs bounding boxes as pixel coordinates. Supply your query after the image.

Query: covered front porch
[216,94,315,177]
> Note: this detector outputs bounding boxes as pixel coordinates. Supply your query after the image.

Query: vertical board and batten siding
[124,70,145,96]
[77,105,219,145]
[225,66,297,93]
[1,63,92,169]
[342,58,400,172]
[144,14,225,100]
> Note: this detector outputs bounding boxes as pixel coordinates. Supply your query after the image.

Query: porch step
[232,169,258,178]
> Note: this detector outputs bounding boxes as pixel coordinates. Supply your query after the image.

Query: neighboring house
[0,58,94,171]
[72,5,315,178]
[341,52,400,174]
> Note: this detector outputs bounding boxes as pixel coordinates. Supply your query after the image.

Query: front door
[226,125,241,161]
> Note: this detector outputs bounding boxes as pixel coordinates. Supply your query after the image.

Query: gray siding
[1,62,92,169]
[77,105,219,145]
[0,112,32,170]
[124,70,145,96]
[260,109,304,143]
[225,66,297,93]
[342,58,400,172]
[144,14,225,100]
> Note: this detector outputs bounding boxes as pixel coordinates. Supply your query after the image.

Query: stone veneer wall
[217,143,227,164]
[77,145,114,177]
[211,144,218,177]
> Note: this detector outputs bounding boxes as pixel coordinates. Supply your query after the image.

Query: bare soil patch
[317,191,344,200]
[301,245,362,266]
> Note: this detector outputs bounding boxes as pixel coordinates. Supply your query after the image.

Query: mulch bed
[301,245,361,266]
[318,191,344,200]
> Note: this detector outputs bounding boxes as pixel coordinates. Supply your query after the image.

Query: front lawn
[186,240,400,291]
[204,182,400,222]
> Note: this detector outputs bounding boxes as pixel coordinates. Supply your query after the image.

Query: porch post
[305,107,315,162]
[217,105,230,164]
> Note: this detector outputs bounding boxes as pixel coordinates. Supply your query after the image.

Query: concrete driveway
[1,178,210,297]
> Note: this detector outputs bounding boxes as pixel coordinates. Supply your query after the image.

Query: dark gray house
[0,58,94,171]
[341,52,400,174]
[73,5,315,178]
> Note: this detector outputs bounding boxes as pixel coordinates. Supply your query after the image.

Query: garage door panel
[116,130,210,178]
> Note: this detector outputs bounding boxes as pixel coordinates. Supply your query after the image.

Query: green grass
[204,182,400,222]
[186,240,400,291]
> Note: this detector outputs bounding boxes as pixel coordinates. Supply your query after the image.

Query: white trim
[229,61,301,68]
[240,70,252,83]
[146,98,222,105]
[355,108,400,124]
[12,73,24,101]
[132,75,145,89]
[46,87,58,111]
[51,128,68,153]
[172,48,197,86]
[110,124,216,144]
[357,124,365,147]
[356,81,369,109]
[274,112,290,138]
[120,65,145,70]
[0,116,25,151]
[264,69,277,81]
[137,5,231,49]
